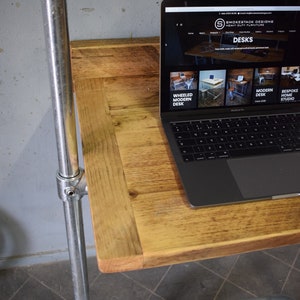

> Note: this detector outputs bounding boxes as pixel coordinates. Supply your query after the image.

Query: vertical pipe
[63,197,89,300]
[41,0,89,299]
[42,0,78,178]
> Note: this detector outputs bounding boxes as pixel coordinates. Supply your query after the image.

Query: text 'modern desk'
[70,37,300,273]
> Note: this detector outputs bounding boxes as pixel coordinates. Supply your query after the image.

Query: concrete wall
[0,0,160,269]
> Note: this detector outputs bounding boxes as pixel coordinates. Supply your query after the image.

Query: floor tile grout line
[213,254,242,300]
[25,272,66,300]
[197,255,257,300]
[195,255,249,283]
[4,245,299,300]
[196,255,256,299]
[219,255,257,298]
[89,272,102,288]
[120,268,169,300]
[224,278,257,298]
[8,277,30,300]
[120,271,155,295]
[293,265,300,272]
[196,255,257,300]
[146,265,173,300]
[196,261,230,281]
[152,265,172,293]
[280,247,300,294]
[263,247,300,269]
[147,291,166,300]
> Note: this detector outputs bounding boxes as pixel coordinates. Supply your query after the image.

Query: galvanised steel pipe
[41,0,89,299]
[42,0,78,178]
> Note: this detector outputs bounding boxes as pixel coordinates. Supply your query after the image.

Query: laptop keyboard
[171,114,300,162]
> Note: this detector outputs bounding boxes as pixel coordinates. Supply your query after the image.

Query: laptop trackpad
[227,153,300,199]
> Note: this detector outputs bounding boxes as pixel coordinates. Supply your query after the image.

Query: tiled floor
[1,244,300,300]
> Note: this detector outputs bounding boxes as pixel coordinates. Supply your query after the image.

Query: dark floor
[1,244,300,300]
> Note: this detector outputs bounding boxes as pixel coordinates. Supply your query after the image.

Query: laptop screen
[160,0,300,115]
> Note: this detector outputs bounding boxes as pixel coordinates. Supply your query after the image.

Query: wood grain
[71,38,300,273]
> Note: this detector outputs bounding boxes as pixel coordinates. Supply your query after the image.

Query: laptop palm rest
[228,153,300,199]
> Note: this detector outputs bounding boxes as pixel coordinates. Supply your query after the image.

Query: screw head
[65,187,76,196]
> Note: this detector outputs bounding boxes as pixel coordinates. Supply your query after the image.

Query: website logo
[215,18,225,30]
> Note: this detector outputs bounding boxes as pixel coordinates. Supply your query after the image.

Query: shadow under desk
[70,37,300,273]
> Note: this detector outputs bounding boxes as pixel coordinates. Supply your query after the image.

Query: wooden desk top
[70,37,300,273]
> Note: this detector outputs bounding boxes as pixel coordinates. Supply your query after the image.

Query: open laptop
[160,0,300,207]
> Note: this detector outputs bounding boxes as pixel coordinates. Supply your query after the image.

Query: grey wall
[0,0,160,269]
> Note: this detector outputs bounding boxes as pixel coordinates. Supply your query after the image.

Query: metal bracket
[56,168,88,202]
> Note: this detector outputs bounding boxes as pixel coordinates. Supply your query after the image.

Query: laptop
[160,0,300,207]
